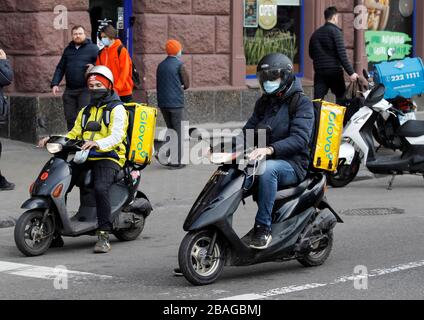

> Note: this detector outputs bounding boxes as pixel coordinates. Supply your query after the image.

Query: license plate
[398,112,416,126]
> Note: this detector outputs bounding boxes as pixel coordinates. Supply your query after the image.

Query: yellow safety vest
[66,104,128,167]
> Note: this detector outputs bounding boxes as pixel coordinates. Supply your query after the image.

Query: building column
[231,0,246,87]
[354,0,367,74]
[416,0,424,59]
[303,0,328,80]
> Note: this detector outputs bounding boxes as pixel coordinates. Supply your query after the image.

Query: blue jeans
[255,160,299,229]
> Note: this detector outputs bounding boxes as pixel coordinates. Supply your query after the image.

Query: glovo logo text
[325,111,337,161]
[137,110,149,160]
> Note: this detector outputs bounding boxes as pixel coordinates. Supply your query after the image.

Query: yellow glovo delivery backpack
[82,101,158,165]
[125,103,158,165]
[311,100,346,172]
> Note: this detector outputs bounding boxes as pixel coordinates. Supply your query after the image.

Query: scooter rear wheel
[113,215,145,241]
[297,231,333,267]
[14,210,54,257]
[178,230,225,286]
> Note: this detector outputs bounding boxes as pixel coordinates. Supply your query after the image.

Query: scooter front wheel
[178,230,225,286]
[14,210,54,257]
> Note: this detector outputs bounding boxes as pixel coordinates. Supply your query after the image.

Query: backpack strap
[102,100,124,127]
[97,45,124,64]
[81,106,92,133]
[288,91,304,119]
[80,100,122,132]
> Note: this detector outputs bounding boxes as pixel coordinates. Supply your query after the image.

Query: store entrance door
[89,0,133,55]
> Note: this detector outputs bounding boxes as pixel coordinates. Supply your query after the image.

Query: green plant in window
[244,29,298,66]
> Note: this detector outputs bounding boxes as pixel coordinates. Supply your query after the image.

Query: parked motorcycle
[369,54,422,150]
[328,84,424,189]
[14,136,153,257]
[178,152,343,286]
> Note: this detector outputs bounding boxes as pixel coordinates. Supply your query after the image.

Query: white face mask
[101,37,112,47]
[263,79,281,94]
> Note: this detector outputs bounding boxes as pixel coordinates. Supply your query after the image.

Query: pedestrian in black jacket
[0,49,14,191]
[156,39,190,169]
[309,6,359,105]
[241,54,315,250]
[51,26,98,130]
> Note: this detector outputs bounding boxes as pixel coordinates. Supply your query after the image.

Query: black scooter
[178,152,343,286]
[14,136,152,257]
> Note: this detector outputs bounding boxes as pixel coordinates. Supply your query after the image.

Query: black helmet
[257,53,294,97]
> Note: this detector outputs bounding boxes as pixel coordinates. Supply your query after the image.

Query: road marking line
[220,260,424,300]
[0,261,112,281]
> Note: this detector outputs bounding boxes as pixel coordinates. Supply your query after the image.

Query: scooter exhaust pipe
[295,209,337,254]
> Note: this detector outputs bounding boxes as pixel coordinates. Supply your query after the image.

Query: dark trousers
[120,95,133,103]
[70,160,120,232]
[160,108,184,165]
[314,69,347,105]
[63,88,90,131]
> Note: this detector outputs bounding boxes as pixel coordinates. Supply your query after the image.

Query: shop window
[365,0,416,68]
[244,0,303,79]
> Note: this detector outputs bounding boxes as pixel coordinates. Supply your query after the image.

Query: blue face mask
[176,50,182,58]
[263,79,281,94]
[101,37,112,47]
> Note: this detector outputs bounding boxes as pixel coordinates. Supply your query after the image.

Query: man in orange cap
[155,39,190,169]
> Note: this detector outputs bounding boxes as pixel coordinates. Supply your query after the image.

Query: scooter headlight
[46,143,63,154]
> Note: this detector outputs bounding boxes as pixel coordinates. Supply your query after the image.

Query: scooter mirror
[364,84,386,107]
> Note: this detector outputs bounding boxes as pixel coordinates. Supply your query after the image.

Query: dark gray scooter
[178,152,343,286]
[14,136,152,257]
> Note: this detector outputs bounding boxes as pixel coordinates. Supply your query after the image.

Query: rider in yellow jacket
[40,66,128,253]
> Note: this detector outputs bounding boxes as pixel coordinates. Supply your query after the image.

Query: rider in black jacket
[243,53,315,250]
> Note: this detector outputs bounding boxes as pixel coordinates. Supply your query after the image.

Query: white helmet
[86,65,114,86]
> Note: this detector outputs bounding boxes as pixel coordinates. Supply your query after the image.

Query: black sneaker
[0,176,15,191]
[249,224,272,250]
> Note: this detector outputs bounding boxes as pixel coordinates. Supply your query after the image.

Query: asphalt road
[0,138,424,300]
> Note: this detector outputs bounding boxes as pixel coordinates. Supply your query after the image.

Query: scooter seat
[275,179,310,201]
[77,169,126,188]
[397,120,424,138]
[116,170,126,182]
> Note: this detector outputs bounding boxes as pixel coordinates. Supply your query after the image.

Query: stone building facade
[0,0,423,142]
